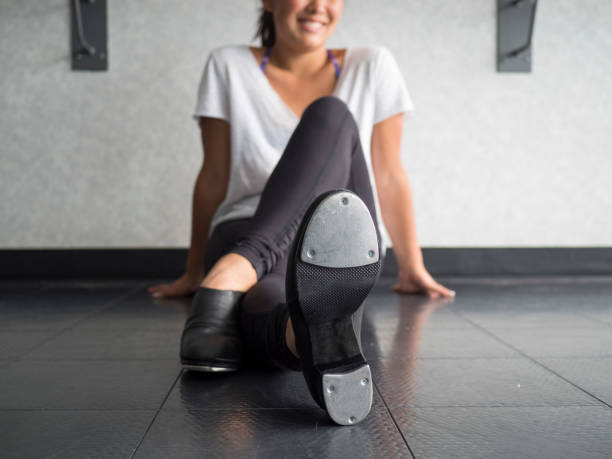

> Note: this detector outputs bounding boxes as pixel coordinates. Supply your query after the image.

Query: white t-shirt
[193,44,415,253]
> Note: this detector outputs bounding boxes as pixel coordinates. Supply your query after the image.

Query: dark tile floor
[1,276,612,458]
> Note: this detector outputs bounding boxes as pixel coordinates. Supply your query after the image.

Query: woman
[148,0,454,424]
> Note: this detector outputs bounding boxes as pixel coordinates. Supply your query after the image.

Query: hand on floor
[148,272,203,298]
[392,265,455,298]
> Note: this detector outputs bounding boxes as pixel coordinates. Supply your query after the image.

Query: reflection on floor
[1,276,612,458]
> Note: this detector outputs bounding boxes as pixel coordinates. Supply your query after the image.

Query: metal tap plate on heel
[322,364,373,425]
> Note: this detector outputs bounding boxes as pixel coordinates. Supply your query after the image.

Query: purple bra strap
[261,47,341,79]
[260,46,272,73]
[327,49,341,79]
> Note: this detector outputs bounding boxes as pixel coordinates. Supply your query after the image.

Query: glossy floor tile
[0,359,181,410]
[163,367,317,410]
[135,391,407,459]
[1,276,611,458]
[371,357,599,408]
[538,357,612,405]
[396,406,612,459]
[0,281,140,330]
[26,328,181,360]
[1,410,154,459]
[0,330,57,359]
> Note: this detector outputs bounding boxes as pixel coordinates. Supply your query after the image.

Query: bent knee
[303,95,349,118]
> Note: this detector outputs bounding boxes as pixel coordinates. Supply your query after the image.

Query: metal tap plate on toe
[299,192,379,268]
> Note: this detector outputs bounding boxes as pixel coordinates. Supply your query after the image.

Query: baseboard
[1,247,611,279]
[382,247,612,276]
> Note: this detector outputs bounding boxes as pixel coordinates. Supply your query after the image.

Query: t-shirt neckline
[244,45,352,121]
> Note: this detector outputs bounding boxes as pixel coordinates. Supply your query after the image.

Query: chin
[295,33,326,47]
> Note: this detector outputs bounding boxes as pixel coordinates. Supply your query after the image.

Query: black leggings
[203,96,384,371]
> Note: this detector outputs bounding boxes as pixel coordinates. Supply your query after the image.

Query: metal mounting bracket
[497,0,538,72]
[70,0,107,71]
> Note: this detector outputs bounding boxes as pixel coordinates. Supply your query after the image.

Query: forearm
[185,169,225,276]
[375,170,424,270]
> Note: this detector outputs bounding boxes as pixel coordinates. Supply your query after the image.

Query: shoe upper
[180,287,245,365]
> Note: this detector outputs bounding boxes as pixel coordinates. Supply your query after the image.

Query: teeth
[301,20,324,30]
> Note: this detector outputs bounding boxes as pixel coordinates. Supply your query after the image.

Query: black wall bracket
[70,0,107,71]
[497,0,538,72]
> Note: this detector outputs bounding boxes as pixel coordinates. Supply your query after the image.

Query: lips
[298,18,327,33]
[298,18,328,25]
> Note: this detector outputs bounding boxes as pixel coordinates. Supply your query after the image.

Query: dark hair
[253,7,275,48]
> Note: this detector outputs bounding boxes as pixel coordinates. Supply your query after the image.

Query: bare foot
[285,317,299,358]
[201,253,258,292]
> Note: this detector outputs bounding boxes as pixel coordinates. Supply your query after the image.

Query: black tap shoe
[180,286,246,372]
[285,189,382,425]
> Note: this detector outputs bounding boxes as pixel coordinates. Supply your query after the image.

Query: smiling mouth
[298,19,327,32]
[299,18,328,25]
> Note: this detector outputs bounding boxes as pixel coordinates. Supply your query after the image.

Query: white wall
[1,0,610,248]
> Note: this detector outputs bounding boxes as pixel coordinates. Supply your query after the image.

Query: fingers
[147,286,160,295]
[430,281,455,298]
[392,283,421,295]
[393,279,456,299]
[392,283,413,294]
[148,284,169,298]
[150,284,197,299]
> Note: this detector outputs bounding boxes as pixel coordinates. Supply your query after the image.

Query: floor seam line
[576,311,612,329]
[373,381,415,458]
[455,312,612,409]
[13,283,145,362]
[130,369,183,459]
